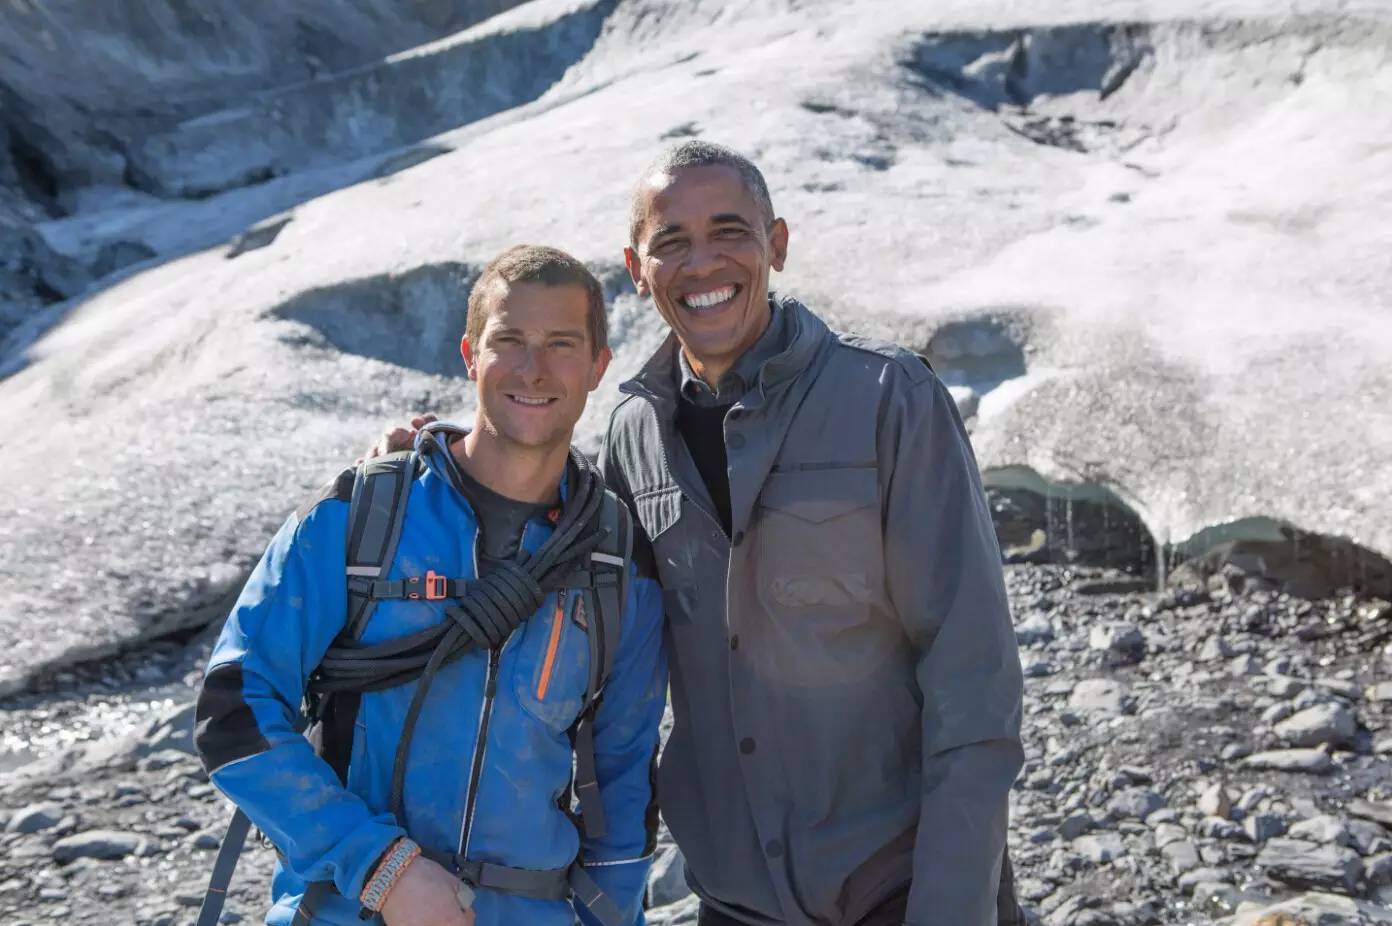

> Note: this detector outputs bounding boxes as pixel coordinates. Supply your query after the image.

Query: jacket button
[740,737,756,754]
[727,433,745,450]
[729,634,740,651]
[732,530,745,546]
[765,839,784,858]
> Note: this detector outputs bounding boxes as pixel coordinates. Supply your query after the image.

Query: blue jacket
[195,441,667,926]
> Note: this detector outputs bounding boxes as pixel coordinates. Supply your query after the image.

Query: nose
[516,342,549,382]
[684,237,724,278]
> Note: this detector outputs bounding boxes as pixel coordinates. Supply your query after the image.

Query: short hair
[628,141,775,248]
[466,245,608,356]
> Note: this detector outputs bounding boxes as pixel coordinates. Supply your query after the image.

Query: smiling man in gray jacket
[378,142,1024,926]
[600,142,1024,926]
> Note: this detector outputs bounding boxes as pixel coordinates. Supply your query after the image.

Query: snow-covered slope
[1,0,1389,692]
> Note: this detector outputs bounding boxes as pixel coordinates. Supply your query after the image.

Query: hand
[359,413,439,463]
[379,855,475,926]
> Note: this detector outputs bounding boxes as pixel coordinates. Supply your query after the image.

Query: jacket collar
[620,292,833,414]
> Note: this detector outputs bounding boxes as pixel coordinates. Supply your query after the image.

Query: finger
[410,413,439,429]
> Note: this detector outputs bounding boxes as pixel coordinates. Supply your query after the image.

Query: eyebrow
[489,326,586,339]
[649,212,754,242]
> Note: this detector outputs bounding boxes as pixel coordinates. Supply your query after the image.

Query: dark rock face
[1255,838,1363,894]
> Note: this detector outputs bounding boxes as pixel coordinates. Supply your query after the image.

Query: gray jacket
[599,296,1024,926]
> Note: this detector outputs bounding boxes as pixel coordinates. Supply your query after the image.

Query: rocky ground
[1,564,1390,925]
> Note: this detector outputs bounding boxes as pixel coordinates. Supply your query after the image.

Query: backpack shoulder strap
[570,488,634,842]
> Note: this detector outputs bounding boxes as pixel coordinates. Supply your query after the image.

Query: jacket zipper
[457,540,498,860]
[536,594,567,701]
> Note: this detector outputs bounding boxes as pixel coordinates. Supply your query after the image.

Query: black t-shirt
[445,455,552,570]
[675,400,734,536]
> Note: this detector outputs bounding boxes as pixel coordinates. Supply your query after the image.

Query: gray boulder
[1256,838,1363,894]
[1274,702,1358,747]
[1241,748,1334,774]
[52,830,145,863]
[5,801,63,834]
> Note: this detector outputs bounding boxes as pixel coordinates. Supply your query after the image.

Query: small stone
[1347,798,1392,829]
[1288,814,1353,847]
[1256,838,1363,893]
[1068,679,1131,716]
[1267,677,1307,698]
[1367,681,1392,703]
[1089,622,1146,663]
[191,831,222,850]
[1107,787,1165,820]
[1163,840,1201,874]
[1197,782,1232,819]
[1153,822,1187,849]
[1274,703,1358,747]
[1015,614,1055,646]
[1228,653,1261,677]
[1219,742,1250,761]
[1059,812,1094,840]
[1367,852,1392,885]
[1177,866,1231,894]
[51,830,144,863]
[1242,812,1287,843]
[1199,636,1232,662]
[4,802,64,835]
[1314,677,1362,700]
[1241,748,1334,774]
[1198,816,1245,840]
[1073,832,1126,863]
[1259,702,1295,725]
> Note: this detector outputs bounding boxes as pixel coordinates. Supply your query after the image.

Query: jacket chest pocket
[513,590,590,731]
[753,466,885,616]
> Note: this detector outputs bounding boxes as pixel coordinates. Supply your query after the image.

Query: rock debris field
[1,565,1391,925]
[2,0,1391,924]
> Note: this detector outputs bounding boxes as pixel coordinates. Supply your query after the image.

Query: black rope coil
[306,444,610,819]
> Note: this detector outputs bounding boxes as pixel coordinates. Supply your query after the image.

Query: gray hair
[628,141,775,248]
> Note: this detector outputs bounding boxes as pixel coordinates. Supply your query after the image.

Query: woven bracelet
[359,837,421,913]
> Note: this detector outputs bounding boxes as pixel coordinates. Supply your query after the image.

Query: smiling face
[461,280,611,453]
[625,164,788,382]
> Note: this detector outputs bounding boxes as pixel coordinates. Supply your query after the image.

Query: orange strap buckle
[424,570,448,601]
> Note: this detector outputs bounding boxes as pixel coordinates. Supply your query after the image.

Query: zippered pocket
[516,591,587,730]
[535,595,568,701]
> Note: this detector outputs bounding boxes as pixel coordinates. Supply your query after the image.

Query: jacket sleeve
[878,370,1024,926]
[194,500,405,902]
[575,567,668,926]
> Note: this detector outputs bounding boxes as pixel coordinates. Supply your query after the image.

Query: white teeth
[510,395,552,406]
[682,286,736,309]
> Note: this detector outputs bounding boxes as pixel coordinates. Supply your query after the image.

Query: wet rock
[1255,838,1363,894]
[5,802,63,834]
[1274,702,1358,747]
[52,830,144,863]
[1241,748,1334,774]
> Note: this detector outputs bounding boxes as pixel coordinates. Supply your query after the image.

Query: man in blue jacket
[195,245,668,926]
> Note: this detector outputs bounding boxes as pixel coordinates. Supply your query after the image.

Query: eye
[714,227,747,239]
[651,237,685,255]
[550,339,579,351]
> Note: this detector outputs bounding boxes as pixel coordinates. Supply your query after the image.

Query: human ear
[768,218,789,273]
[623,247,650,297]
[589,346,613,390]
[460,335,478,380]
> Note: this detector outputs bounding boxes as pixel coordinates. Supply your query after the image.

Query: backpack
[197,427,633,926]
